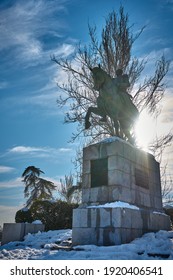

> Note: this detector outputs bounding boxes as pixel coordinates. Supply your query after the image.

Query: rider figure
[112,69,138,123]
[113,69,132,102]
[96,69,132,123]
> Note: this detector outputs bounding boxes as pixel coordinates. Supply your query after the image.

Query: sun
[134,110,158,152]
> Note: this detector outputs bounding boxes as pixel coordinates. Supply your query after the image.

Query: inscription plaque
[91,158,108,188]
[135,168,149,189]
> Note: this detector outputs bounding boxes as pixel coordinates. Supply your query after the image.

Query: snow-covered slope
[0,229,173,260]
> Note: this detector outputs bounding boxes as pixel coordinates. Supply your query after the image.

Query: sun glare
[135,110,158,152]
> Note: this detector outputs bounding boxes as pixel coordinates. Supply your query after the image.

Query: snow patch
[87,201,140,210]
[98,136,134,148]
[32,220,42,224]
[153,211,168,216]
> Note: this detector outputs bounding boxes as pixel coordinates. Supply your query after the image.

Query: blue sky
[0,0,173,226]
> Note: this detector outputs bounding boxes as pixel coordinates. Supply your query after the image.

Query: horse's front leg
[85,106,106,129]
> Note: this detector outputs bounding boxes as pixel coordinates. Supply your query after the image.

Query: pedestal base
[72,205,171,246]
[72,138,171,246]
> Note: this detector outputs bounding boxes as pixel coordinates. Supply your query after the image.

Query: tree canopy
[22,166,56,207]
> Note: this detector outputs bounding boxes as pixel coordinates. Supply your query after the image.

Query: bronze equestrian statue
[85,66,139,144]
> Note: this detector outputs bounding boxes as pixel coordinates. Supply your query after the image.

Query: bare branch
[148,132,173,162]
[133,56,170,116]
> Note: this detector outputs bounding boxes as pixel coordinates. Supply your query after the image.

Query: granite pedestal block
[72,206,170,245]
[1,223,45,245]
[72,138,171,246]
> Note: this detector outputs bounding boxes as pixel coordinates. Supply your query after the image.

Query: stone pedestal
[1,223,45,245]
[72,137,171,246]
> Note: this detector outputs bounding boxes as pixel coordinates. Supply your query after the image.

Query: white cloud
[0,177,23,188]
[0,0,71,64]
[0,0,77,119]
[25,92,61,112]
[0,174,61,189]
[59,148,71,152]
[9,146,45,154]
[6,145,73,159]
[53,43,75,59]
[0,166,16,174]
[0,47,75,117]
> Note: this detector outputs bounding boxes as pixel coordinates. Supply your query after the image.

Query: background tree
[30,200,78,231]
[148,134,173,204]
[22,166,56,207]
[15,208,33,223]
[58,174,81,204]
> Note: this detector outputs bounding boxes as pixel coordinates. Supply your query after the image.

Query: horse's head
[90,67,107,90]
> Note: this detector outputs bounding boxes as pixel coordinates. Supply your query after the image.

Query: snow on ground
[0,229,173,260]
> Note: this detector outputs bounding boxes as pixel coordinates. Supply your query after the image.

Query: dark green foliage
[30,200,78,231]
[22,166,56,207]
[15,208,33,223]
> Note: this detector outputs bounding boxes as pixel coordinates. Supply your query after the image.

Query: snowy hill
[0,229,173,260]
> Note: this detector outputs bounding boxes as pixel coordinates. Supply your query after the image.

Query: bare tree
[58,174,81,204]
[52,5,172,187]
[52,6,170,144]
[148,132,173,162]
[148,134,173,203]
[160,162,173,204]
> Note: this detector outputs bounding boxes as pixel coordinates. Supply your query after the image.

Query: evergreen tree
[22,166,56,207]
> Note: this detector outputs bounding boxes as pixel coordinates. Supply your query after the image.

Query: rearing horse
[85,67,139,144]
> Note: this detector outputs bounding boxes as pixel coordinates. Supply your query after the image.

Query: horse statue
[85,66,139,144]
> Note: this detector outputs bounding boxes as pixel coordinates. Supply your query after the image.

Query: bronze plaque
[91,158,108,188]
[135,168,149,189]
